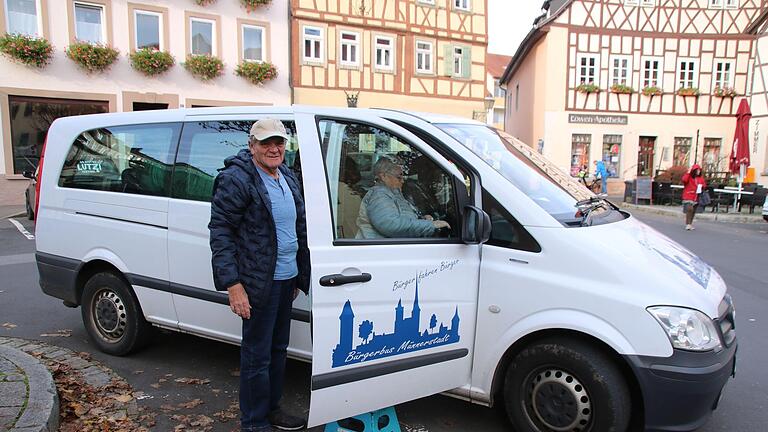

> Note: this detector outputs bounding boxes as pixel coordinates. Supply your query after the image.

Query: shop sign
[568,114,628,125]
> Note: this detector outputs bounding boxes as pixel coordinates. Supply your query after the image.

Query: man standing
[594,159,608,195]
[209,119,310,432]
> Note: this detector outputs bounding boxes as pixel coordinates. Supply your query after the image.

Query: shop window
[58,123,181,196]
[416,40,433,74]
[302,25,323,63]
[74,1,105,44]
[673,137,692,167]
[703,138,723,174]
[134,9,162,50]
[242,24,265,62]
[8,96,108,174]
[577,54,598,85]
[340,31,360,67]
[190,17,215,56]
[570,134,591,176]
[132,102,167,111]
[602,135,621,178]
[637,136,656,177]
[5,0,41,36]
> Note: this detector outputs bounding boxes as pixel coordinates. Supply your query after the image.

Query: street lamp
[473,95,496,122]
[484,95,496,112]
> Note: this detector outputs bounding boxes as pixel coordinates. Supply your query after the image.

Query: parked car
[763,199,768,222]
[35,107,737,431]
[21,167,37,220]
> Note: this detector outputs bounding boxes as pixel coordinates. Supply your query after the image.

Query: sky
[488,0,545,56]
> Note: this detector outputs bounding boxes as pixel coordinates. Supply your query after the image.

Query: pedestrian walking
[681,163,707,231]
[594,159,608,194]
[209,119,310,432]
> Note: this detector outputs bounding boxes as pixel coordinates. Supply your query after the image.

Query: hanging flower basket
[713,86,737,98]
[129,48,175,76]
[575,83,600,94]
[610,83,634,94]
[235,61,278,85]
[0,33,54,68]
[194,0,217,5]
[641,86,662,96]
[183,54,224,80]
[66,42,119,73]
[677,87,700,97]
[241,0,272,12]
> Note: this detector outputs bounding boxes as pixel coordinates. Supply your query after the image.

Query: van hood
[585,216,726,318]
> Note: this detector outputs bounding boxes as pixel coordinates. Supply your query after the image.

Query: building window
[5,0,41,36]
[134,10,161,50]
[493,79,506,98]
[454,0,470,11]
[709,0,739,8]
[602,135,621,178]
[570,134,591,176]
[8,95,108,174]
[189,17,214,55]
[673,137,692,167]
[515,83,519,111]
[492,109,504,125]
[642,57,662,88]
[577,54,598,84]
[375,36,394,71]
[417,0,435,4]
[242,24,264,62]
[714,60,734,89]
[677,59,698,89]
[624,0,655,6]
[703,138,723,173]
[610,55,631,86]
[453,46,464,76]
[74,1,105,44]
[303,25,323,63]
[416,40,433,74]
[340,31,360,67]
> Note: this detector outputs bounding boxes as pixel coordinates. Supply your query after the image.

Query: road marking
[0,253,35,266]
[8,218,35,240]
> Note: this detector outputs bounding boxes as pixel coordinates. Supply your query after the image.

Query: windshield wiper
[575,196,604,207]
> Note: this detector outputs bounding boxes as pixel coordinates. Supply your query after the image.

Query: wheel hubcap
[526,368,592,431]
[92,289,127,341]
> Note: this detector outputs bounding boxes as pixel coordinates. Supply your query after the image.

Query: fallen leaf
[133,370,144,375]
[2,322,17,329]
[174,377,211,385]
[40,329,72,337]
[150,383,161,389]
[189,414,214,427]
[113,394,133,403]
[179,398,204,409]
[160,404,180,412]
[158,378,168,383]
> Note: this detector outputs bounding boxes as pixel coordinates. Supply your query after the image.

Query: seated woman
[356,157,450,239]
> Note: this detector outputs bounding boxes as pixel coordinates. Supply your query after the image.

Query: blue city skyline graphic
[332,278,460,368]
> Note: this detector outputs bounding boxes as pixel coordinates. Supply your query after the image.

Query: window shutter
[461,46,472,79]
[443,44,453,76]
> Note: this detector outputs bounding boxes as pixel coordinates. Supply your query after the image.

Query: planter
[0,33,53,68]
[183,54,224,80]
[129,48,175,76]
[610,84,634,94]
[713,86,737,98]
[235,61,278,85]
[575,83,600,94]
[677,87,700,97]
[194,0,217,5]
[641,86,662,96]
[241,0,272,11]
[66,42,119,73]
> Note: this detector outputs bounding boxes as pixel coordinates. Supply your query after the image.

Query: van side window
[58,123,181,196]
[173,120,299,202]
[318,118,460,241]
[482,189,541,252]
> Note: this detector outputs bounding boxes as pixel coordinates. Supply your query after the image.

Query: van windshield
[436,123,596,223]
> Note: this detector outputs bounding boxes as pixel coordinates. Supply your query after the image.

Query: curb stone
[618,202,765,224]
[0,343,58,432]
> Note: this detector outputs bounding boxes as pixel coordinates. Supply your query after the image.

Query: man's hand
[227,283,251,319]
[432,220,451,230]
[293,288,300,300]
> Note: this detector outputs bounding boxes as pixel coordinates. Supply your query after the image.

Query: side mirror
[462,205,491,245]
[22,170,35,180]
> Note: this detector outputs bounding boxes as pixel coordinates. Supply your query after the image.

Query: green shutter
[461,46,471,79]
[443,44,453,76]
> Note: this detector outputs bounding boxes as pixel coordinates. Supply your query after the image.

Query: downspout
[288,0,295,105]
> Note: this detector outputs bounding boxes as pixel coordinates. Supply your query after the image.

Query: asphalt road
[1,211,766,431]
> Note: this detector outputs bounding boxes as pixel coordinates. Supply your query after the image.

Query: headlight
[648,306,722,351]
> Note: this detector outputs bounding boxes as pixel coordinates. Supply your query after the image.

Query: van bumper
[36,252,81,305]
[624,341,737,432]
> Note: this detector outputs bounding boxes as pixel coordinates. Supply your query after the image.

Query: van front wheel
[503,338,631,432]
[81,272,151,356]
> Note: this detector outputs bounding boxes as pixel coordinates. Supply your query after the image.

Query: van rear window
[58,123,181,196]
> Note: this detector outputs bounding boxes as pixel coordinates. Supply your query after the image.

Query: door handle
[319,273,372,287]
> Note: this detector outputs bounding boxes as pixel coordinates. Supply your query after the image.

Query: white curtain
[75,3,103,44]
[7,0,38,36]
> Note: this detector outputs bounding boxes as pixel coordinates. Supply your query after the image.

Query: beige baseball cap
[250,118,289,141]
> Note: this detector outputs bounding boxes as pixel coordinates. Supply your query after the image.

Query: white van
[35,106,736,432]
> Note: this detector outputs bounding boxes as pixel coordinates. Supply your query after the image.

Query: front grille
[716,294,736,348]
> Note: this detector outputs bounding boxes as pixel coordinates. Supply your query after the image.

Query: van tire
[503,338,631,432]
[81,272,151,356]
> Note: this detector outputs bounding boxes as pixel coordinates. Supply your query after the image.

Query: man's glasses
[386,171,404,180]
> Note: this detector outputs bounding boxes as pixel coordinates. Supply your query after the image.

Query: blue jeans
[240,278,296,431]
[601,177,608,194]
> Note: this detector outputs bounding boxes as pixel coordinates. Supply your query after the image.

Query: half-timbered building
[290,0,488,118]
[501,0,766,192]
[747,8,768,182]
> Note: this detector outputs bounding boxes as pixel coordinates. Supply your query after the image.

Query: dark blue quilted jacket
[208,149,310,307]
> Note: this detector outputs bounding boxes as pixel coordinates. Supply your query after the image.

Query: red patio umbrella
[729,99,751,174]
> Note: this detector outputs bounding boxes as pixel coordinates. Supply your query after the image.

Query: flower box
[677,87,700,97]
[241,0,272,11]
[183,54,224,81]
[610,84,634,94]
[235,61,278,85]
[0,34,53,68]
[575,83,600,94]
[713,86,737,98]
[194,0,217,5]
[66,42,119,73]
[641,86,662,96]
[129,48,175,76]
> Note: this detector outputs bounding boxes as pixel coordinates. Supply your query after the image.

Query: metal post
[693,129,700,164]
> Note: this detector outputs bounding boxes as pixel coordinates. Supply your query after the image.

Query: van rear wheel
[81,272,151,356]
[503,338,631,432]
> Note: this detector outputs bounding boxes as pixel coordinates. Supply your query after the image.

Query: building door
[637,136,656,177]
